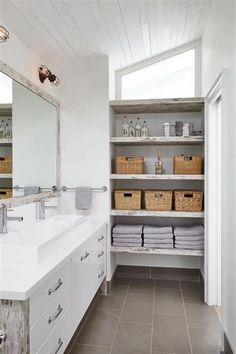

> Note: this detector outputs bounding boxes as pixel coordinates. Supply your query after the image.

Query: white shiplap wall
[0,0,212,71]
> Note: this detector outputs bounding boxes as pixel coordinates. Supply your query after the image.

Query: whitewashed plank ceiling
[0,0,212,72]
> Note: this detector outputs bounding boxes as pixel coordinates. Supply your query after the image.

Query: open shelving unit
[109,98,205,264]
[0,104,13,193]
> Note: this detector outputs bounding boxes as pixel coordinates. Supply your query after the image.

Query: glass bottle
[0,120,6,139]
[135,117,142,137]
[141,120,149,137]
[121,116,129,137]
[155,150,163,174]
[8,119,12,138]
[129,121,135,137]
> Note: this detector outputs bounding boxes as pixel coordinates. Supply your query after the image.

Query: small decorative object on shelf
[155,150,163,174]
[129,120,135,137]
[141,120,149,137]
[163,122,170,137]
[135,117,142,137]
[175,121,184,136]
[121,116,129,137]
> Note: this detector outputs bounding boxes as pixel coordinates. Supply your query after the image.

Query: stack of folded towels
[174,225,204,250]
[143,226,174,249]
[112,224,143,247]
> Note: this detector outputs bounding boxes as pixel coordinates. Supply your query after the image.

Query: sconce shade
[0,25,9,42]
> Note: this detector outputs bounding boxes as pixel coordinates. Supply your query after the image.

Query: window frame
[115,40,201,100]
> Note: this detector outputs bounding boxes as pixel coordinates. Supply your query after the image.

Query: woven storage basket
[174,155,202,175]
[0,156,12,173]
[115,156,144,174]
[174,190,203,212]
[145,190,173,211]
[0,188,12,199]
[114,190,141,210]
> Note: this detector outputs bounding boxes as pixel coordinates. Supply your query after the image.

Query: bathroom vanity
[0,216,106,354]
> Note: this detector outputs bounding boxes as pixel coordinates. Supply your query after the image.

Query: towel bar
[60,186,107,192]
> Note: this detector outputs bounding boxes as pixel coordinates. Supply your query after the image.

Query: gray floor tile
[129,278,155,295]
[184,298,220,328]
[111,321,152,354]
[70,344,110,354]
[121,294,154,324]
[154,288,184,315]
[181,281,203,299]
[116,265,150,279]
[155,279,180,289]
[189,327,221,354]
[95,286,127,311]
[152,314,191,353]
[76,309,119,347]
[151,267,200,281]
[113,277,131,287]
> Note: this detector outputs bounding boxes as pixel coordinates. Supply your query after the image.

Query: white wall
[202,1,236,351]
[0,72,12,103]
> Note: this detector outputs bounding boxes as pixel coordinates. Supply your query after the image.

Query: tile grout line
[150,279,156,354]
[180,280,193,354]
[108,279,131,354]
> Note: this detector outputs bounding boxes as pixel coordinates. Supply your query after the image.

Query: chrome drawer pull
[48,305,63,324]
[98,271,104,279]
[80,251,89,261]
[98,235,104,242]
[98,250,104,258]
[0,330,7,345]
[50,338,63,354]
[48,278,63,296]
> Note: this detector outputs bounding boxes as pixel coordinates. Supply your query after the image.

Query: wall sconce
[38,65,60,86]
[0,25,9,42]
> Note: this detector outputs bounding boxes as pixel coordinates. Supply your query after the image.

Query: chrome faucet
[0,205,23,234]
[38,199,57,220]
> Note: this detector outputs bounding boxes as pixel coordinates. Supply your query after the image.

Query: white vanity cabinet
[71,224,106,332]
[26,223,107,354]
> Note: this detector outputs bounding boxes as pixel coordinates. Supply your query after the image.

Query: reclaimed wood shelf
[0,173,12,179]
[0,104,12,117]
[110,136,204,146]
[110,246,204,257]
[0,138,12,146]
[110,209,204,218]
[110,174,204,180]
[110,98,205,114]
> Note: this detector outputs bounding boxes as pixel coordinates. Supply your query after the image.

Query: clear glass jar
[141,120,148,137]
[129,121,135,137]
[135,117,142,137]
[121,116,129,137]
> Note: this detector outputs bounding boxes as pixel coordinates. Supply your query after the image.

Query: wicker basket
[114,190,141,210]
[174,190,203,212]
[0,188,12,199]
[145,190,173,211]
[174,155,202,175]
[0,156,12,173]
[115,156,144,174]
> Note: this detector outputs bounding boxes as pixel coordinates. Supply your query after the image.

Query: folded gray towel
[143,226,172,234]
[113,242,142,247]
[144,238,173,244]
[175,244,204,250]
[113,237,141,243]
[175,235,204,241]
[24,186,41,196]
[113,224,143,234]
[144,233,173,239]
[112,233,142,239]
[175,240,204,246]
[144,243,173,249]
[75,187,92,210]
[174,225,204,236]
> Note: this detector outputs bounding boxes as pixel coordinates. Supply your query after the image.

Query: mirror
[0,69,59,199]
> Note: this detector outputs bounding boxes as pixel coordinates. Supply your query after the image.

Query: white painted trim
[115,40,201,99]
[205,73,223,306]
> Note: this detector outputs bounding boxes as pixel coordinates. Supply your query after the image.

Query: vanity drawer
[30,261,71,326]
[30,283,71,353]
[94,261,106,293]
[36,306,71,354]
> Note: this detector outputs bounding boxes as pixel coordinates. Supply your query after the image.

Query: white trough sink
[0,214,85,265]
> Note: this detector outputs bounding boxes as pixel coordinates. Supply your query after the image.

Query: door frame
[205,73,223,306]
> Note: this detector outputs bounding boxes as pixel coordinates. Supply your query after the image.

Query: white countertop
[0,216,106,300]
